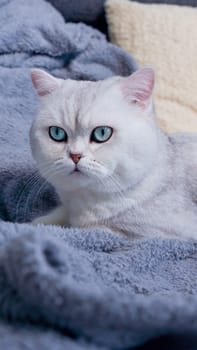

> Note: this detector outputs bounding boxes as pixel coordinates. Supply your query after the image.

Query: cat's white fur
[30,68,197,238]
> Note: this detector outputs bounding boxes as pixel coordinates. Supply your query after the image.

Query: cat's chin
[50,173,91,192]
[69,169,84,176]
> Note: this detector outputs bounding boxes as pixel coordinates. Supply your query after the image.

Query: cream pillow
[106,0,197,133]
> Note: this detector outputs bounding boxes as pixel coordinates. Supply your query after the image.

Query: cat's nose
[70,153,81,164]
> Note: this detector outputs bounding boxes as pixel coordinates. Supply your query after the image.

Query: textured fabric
[133,0,197,5]
[1,223,197,350]
[46,0,197,23]
[106,0,197,133]
[46,0,196,37]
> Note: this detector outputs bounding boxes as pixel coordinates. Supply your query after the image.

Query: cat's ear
[121,67,155,109]
[31,69,61,97]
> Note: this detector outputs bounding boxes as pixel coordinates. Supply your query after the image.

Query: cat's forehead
[62,78,117,105]
[63,80,98,110]
[58,78,120,130]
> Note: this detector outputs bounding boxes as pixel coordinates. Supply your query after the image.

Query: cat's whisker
[15,161,59,222]
[24,166,76,221]
[22,169,54,222]
[108,174,125,193]
[22,165,64,221]
[91,172,128,206]
[15,171,42,221]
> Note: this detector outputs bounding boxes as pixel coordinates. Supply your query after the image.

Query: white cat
[30,68,197,238]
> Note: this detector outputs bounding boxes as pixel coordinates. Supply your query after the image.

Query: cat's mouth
[70,166,83,175]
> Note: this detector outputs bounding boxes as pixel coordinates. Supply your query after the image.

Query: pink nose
[70,153,81,164]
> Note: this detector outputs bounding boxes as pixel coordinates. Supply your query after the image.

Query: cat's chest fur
[59,188,125,228]
[58,174,197,239]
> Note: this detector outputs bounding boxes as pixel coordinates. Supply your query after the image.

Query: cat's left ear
[31,69,61,97]
[121,67,155,109]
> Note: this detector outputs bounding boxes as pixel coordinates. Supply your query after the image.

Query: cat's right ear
[120,67,155,110]
[31,69,61,97]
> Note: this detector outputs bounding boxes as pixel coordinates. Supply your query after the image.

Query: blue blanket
[0,1,197,349]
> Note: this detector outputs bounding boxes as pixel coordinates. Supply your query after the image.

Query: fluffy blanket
[0,1,197,350]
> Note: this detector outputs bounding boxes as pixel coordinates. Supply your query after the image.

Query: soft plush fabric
[132,0,197,5]
[106,0,197,133]
[46,0,197,36]
[1,223,197,350]
[46,0,197,38]
[47,0,197,22]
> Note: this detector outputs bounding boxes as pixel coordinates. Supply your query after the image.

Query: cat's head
[30,68,158,193]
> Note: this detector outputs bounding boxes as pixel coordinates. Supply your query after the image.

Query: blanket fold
[0,0,197,349]
[0,225,197,349]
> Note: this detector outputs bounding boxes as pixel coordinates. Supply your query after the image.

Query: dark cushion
[46,0,107,33]
[47,0,105,22]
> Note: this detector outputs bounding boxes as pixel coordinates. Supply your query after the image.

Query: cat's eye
[49,126,68,142]
[90,126,113,143]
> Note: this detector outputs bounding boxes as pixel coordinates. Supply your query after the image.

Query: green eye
[91,126,113,143]
[49,126,67,142]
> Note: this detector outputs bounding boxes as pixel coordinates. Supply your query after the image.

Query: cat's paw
[31,207,66,226]
[31,216,46,225]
